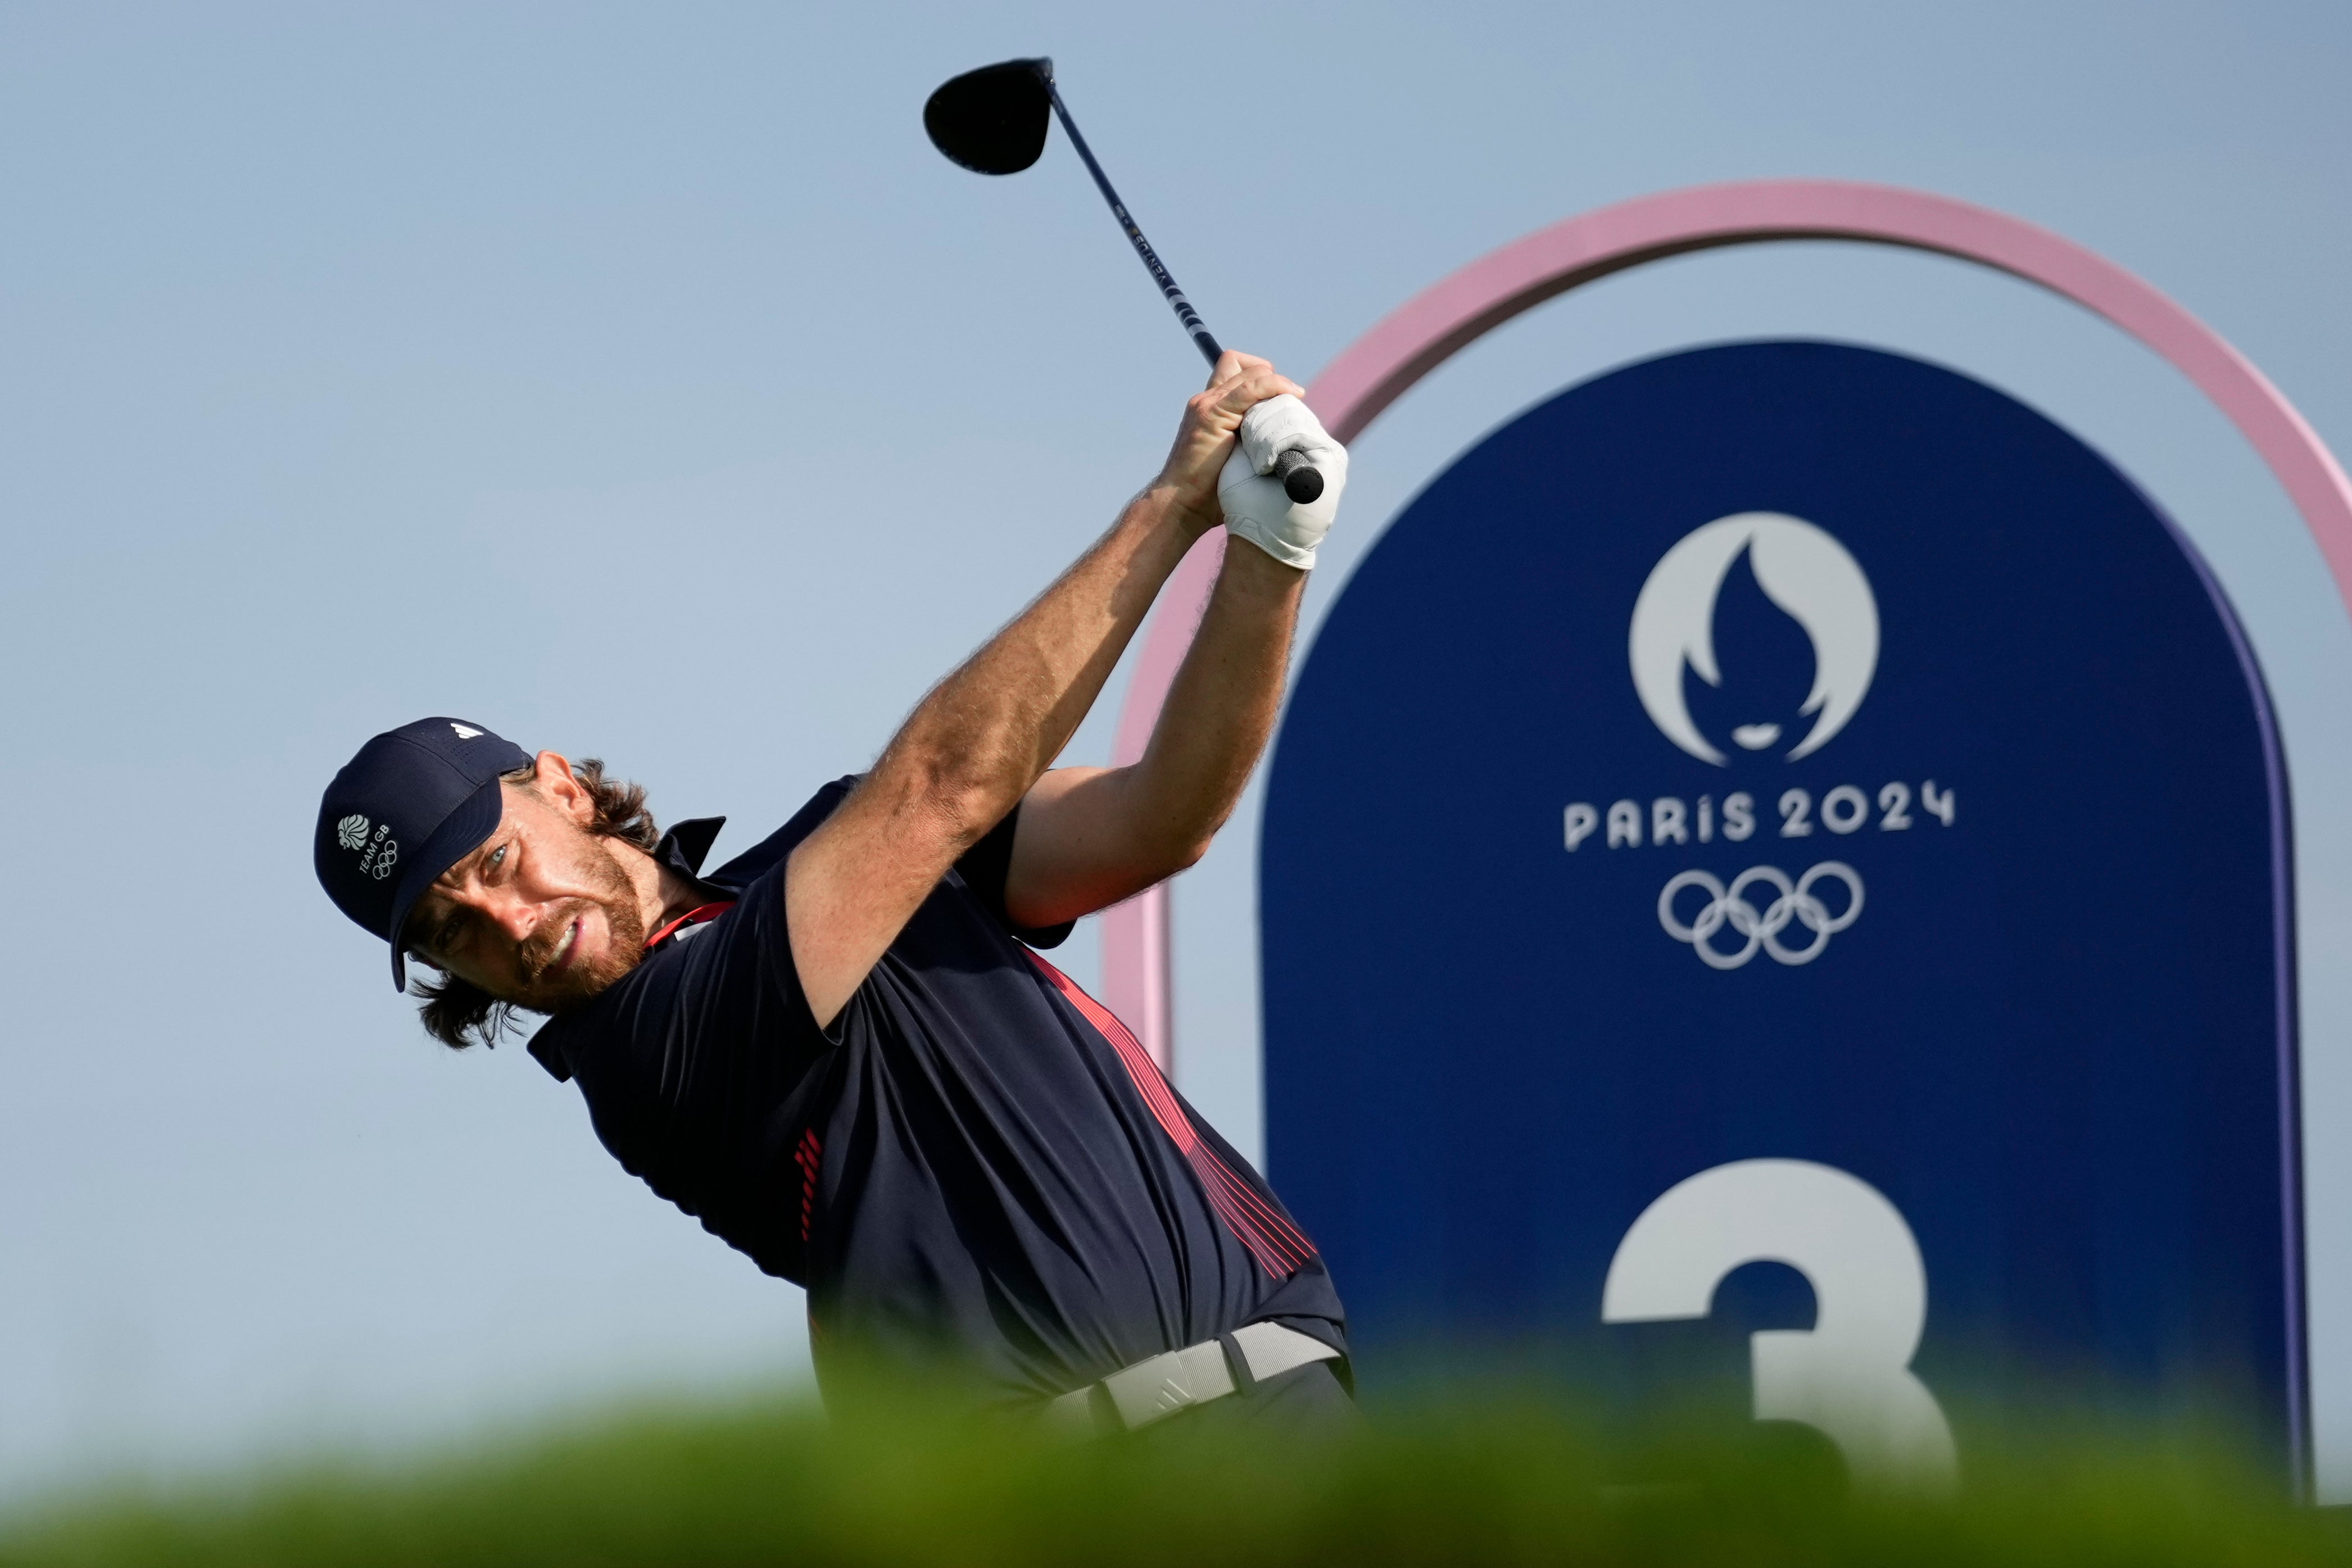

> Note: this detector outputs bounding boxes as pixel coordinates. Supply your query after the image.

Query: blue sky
[3,0,2348,1498]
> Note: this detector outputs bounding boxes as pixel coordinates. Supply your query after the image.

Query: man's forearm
[791,484,1209,1025]
[1122,538,1306,863]
[998,537,1306,927]
[869,484,1208,848]
[790,352,1306,1025]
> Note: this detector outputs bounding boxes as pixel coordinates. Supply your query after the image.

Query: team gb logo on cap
[337,813,400,880]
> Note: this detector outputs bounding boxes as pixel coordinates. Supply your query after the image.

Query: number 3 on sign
[1601,1159,1958,1492]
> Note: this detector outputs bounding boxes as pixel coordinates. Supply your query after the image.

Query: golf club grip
[1272,448,1325,506]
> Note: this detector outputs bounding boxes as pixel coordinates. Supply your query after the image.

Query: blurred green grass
[3,1384,2346,1567]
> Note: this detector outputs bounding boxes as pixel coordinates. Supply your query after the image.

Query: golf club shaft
[1039,72,1323,505]
[1041,79,1221,366]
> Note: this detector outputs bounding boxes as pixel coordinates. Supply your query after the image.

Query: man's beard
[518,836,647,1011]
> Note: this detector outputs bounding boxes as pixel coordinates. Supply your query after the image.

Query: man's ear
[531,751,593,826]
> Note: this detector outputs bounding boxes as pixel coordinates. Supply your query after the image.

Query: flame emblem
[1628,513,1879,764]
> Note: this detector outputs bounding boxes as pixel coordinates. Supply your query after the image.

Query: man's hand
[1218,394,1348,570]
[1154,351,1305,528]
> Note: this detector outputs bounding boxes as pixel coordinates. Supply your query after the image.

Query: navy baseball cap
[314,717,535,991]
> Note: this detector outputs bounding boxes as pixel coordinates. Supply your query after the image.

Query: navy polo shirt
[527,778,1347,1406]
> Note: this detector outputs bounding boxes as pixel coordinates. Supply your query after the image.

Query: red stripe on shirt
[1023,950,1317,1278]
[644,901,738,950]
[794,1128,822,1244]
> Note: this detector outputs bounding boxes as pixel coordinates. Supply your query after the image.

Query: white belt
[1046,1321,1340,1436]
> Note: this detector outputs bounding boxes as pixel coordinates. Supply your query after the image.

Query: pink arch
[1099,177,2352,1072]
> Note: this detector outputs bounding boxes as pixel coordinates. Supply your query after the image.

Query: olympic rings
[1657,862,1864,969]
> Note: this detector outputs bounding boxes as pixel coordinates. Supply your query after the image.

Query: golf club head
[925,57,1053,175]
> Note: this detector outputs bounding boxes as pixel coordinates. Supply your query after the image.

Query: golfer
[314,355,1353,1433]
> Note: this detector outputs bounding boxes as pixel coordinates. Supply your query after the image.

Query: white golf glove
[1218,393,1348,570]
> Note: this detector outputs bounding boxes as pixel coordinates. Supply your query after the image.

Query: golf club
[925,56,1326,506]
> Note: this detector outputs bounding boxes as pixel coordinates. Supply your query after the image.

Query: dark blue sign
[1262,342,2301,1483]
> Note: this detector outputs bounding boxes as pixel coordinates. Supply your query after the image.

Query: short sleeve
[527,844,842,1279]
[955,803,1075,950]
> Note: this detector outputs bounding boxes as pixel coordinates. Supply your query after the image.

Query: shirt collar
[653,816,725,879]
[527,815,726,1086]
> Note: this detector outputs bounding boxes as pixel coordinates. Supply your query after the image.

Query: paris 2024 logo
[1564,512,1955,970]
